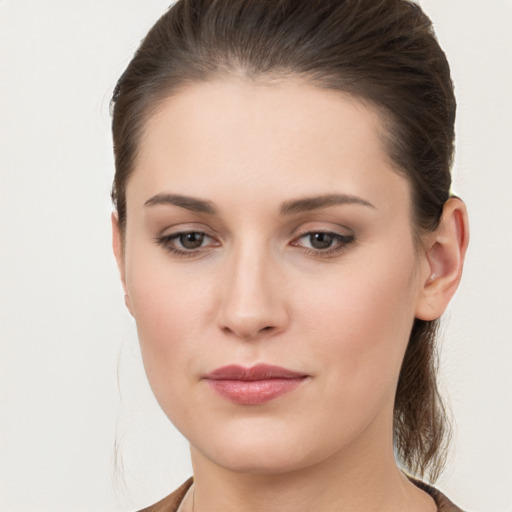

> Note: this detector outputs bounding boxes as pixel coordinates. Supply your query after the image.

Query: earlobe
[415,197,469,321]
[111,212,134,316]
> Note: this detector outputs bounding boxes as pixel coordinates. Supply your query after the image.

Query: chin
[189,419,344,476]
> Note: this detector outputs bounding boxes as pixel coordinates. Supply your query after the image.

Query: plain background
[1,1,511,510]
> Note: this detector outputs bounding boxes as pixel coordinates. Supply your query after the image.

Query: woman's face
[116,79,431,474]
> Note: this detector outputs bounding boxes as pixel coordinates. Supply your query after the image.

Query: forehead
[129,78,410,215]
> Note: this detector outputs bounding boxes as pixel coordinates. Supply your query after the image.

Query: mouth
[203,364,309,405]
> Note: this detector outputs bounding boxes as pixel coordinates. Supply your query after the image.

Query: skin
[113,78,468,512]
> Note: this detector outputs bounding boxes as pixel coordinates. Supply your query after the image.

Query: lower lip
[207,378,305,405]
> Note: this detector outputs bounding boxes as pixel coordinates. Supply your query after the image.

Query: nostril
[221,324,276,338]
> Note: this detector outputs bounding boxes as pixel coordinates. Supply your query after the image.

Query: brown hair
[111,0,455,482]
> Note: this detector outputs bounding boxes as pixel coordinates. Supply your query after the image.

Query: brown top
[137,477,464,512]
[137,478,193,512]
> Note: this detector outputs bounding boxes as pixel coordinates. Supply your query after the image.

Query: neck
[188,423,435,512]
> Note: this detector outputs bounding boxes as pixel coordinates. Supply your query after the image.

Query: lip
[203,364,308,405]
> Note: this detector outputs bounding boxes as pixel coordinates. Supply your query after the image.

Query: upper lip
[204,364,307,381]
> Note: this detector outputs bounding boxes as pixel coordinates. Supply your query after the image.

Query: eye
[175,232,208,249]
[291,231,354,255]
[304,232,337,250]
[156,230,219,256]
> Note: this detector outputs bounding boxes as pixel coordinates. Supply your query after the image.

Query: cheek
[124,249,215,401]
[297,245,419,401]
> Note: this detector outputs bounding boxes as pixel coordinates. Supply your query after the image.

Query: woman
[110,0,468,510]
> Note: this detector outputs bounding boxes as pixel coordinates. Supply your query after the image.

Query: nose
[216,243,289,340]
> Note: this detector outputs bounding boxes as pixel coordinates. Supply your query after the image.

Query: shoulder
[411,478,465,512]
[136,478,193,512]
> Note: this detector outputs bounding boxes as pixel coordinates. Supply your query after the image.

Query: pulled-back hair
[111,0,456,482]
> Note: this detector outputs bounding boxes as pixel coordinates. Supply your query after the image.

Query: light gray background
[1,1,511,510]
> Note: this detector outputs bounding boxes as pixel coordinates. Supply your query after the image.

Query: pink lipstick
[204,364,308,405]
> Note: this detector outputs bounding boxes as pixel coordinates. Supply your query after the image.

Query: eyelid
[290,221,354,238]
[156,220,214,236]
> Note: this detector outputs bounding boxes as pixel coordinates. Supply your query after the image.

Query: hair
[111,0,456,482]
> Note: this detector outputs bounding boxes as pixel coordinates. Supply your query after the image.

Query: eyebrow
[143,192,375,216]
[279,194,375,215]
[144,193,217,214]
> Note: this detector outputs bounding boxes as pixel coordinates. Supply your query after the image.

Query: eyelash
[155,231,219,258]
[155,230,355,258]
[291,231,355,256]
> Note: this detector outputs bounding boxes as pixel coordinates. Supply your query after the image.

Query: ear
[415,197,469,321]
[111,212,134,316]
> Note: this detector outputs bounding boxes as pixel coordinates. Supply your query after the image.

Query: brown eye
[178,232,206,249]
[291,231,355,255]
[309,232,335,249]
[156,230,218,256]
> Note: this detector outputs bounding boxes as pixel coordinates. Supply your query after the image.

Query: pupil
[311,233,333,249]
[180,232,204,249]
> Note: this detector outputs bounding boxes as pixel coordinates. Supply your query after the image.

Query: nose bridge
[218,236,286,338]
